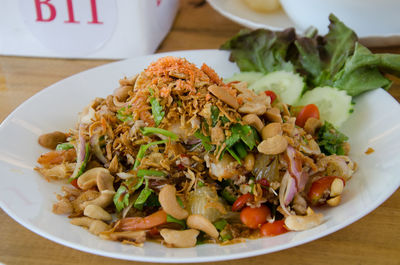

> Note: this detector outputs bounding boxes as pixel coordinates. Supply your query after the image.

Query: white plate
[0,50,399,263]
[207,0,400,47]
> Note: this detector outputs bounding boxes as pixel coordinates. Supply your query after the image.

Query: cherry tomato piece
[264,90,277,104]
[308,176,345,205]
[232,193,254,212]
[260,220,288,236]
[295,104,320,128]
[240,205,271,229]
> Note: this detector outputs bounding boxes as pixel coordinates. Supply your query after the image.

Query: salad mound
[35,56,356,248]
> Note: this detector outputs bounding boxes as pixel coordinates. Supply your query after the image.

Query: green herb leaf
[149,88,165,126]
[56,142,74,151]
[214,219,228,231]
[194,130,213,152]
[167,214,186,229]
[227,147,242,164]
[113,185,130,212]
[233,141,248,159]
[137,169,167,177]
[134,179,153,210]
[117,107,133,122]
[211,105,220,127]
[221,186,237,204]
[231,124,259,150]
[133,140,167,169]
[317,121,349,155]
[141,127,178,140]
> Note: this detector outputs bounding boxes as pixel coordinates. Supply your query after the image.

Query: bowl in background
[279,0,400,37]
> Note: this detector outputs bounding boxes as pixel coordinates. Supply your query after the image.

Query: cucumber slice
[249,71,304,105]
[297,86,353,128]
[224,71,264,86]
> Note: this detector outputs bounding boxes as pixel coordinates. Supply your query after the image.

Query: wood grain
[0,1,399,264]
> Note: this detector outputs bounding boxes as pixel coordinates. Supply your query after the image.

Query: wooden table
[1,1,399,264]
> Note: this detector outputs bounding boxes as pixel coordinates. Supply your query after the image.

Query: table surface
[1,1,399,265]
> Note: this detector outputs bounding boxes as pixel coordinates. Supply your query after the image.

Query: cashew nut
[304,117,322,136]
[77,167,114,192]
[186,214,219,239]
[257,135,288,155]
[327,195,341,206]
[70,217,110,235]
[84,204,112,221]
[284,207,323,231]
[208,84,239,109]
[81,190,115,209]
[113,85,131,102]
[264,107,282,123]
[160,229,199,248]
[330,178,344,197]
[38,131,67,150]
[242,114,264,132]
[159,185,189,220]
[243,153,255,171]
[261,123,282,140]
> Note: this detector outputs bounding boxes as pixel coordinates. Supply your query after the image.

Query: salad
[35,15,400,248]
[35,56,356,247]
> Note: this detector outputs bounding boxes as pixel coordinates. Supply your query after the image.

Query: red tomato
[264,90,277,103]
[260,220,288,236]
[257,178,270,187]
[232,193,254,212]
[308,176,345,205]
[70,178,80,189]
[295,104,320,128]
[240,205,271,229]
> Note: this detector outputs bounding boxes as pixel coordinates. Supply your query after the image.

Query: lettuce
[221,14,400,97]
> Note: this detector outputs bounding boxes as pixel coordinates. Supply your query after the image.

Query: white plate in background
[0,50,399,263]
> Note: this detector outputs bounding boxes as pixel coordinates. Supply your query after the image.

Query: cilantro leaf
[317,121,349,155]
[194,130,213,151]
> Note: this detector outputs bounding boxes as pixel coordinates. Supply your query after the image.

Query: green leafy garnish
[149,88,165,126]
[113,185,130,212]
[214,219,228,231]
[167,214,186,229]
[137,169,166,177]
[56,142,74,151]
[211,105,220,127]
[194,130,213,152]
[214,219,233,242]
[134,179,153,210]
[221,186,237,204]
[141,127,178,140]
[221,14,400,97]
[231,123,259,150]
[220,28,295,73]
[133,140,167,169]
[317,121,349,155]
[113,176,144,212]
[233,141,248,159]
[176,196,184,208]
[227,147,242,164]
[117,107,133,122]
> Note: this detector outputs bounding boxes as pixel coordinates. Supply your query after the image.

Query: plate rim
[1,49,400,263]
